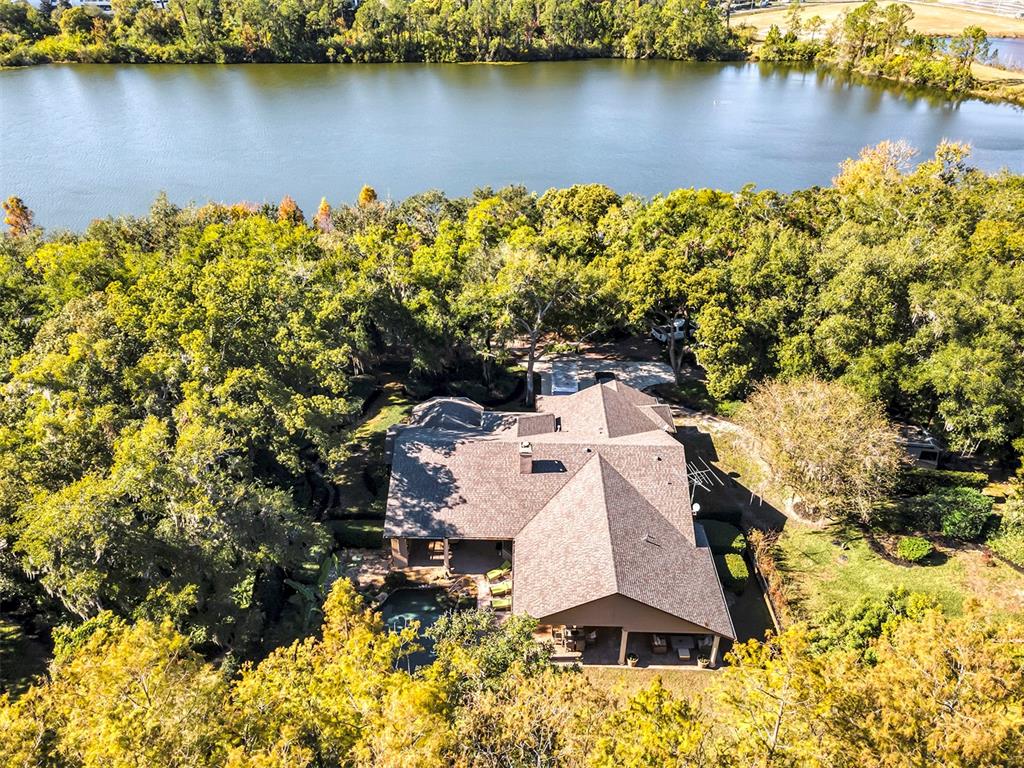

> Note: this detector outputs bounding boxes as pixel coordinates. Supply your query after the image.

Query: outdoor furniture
[490,582,512,597]
[651,634,668,654]
[491,597,511,611]
[565,627,586,652]
[486,561,512,582]
[671,635,695,661]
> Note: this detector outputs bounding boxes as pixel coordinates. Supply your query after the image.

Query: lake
[2,60,1022,230]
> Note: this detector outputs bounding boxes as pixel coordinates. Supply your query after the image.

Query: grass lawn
[331,381,415,520]
[349,382,416,445]
[737,2,1024,38]
[328,519,385,548]
[776,522,1024,620]
[582,666,718,706]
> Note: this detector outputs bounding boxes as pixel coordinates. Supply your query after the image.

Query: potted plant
[697,655,710,669]
[626,653,639,667]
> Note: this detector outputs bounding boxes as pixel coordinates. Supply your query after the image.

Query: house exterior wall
[534,593,717,636]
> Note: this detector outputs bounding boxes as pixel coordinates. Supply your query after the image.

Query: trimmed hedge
[896,467,988,497]
[702,520,746,555]
[714,552,749,594]
[896,536,934,563]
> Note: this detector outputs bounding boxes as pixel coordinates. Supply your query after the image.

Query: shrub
[988,497,1024,567]
[906,487,993,540]
[895,467,988,496]
[997,496,1024,535]
[748,529,791,625]
[905,487,991,540]
[702,520,745,555]
[714,552,749,594]
[896,536,933,563]
[989,532,1024,568]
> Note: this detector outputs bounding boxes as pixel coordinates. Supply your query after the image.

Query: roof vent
[643,533,660,546]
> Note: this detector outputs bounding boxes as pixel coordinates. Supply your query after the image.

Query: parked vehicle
[651,318,697,344]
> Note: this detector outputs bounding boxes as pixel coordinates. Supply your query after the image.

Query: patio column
[710,635,721,667]
[390,538,409,568]
[443,538,451,572]
[618,629,629,665]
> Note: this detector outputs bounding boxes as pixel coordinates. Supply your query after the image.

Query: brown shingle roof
[384,382,734,637]
[517,413,557,437]
[514,455,734,637]
[535,382,663,439]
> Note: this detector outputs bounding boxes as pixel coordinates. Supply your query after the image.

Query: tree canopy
[2,145,1023,652]
[2,579,1023,767]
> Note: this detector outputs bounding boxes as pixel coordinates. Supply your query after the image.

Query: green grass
[776,523,969,617]
[328,519,385,549]
[332,382,415,520]
[350,385,415,444]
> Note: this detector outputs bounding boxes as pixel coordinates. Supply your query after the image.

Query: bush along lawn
[896,535,934,563]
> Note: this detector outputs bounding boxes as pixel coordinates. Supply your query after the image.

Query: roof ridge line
[596,455,639,596]
[593,454,618,598]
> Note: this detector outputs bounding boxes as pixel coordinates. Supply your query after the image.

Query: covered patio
[400,537,510,575]
[541,625,725,668]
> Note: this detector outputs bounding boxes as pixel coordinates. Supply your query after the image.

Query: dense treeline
[759,0,996,94]
[1,141,1023,655]
[0,0,744,65]
[2,579,1023,767]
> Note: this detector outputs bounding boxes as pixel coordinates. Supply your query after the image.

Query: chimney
[519,441,533,474]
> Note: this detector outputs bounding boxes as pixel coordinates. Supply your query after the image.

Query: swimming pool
[379,587,454,669]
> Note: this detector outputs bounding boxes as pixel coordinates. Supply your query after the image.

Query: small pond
[379,587,454,670]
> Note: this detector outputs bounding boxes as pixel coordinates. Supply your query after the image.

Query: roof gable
[514,455,734,637]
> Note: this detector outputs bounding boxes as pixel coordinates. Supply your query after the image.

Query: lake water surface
[2,60,1022,230]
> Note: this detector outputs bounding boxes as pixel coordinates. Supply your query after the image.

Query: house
[384,381,736,666]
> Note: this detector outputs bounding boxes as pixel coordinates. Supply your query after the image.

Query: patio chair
[490,582,512,597]
[491,597,511,611]
[486,561,512,582]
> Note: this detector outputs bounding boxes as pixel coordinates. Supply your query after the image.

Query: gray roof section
[384,434,692,541]
[408,397,484,430]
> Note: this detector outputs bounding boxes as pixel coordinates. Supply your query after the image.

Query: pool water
[379,587,453,669]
